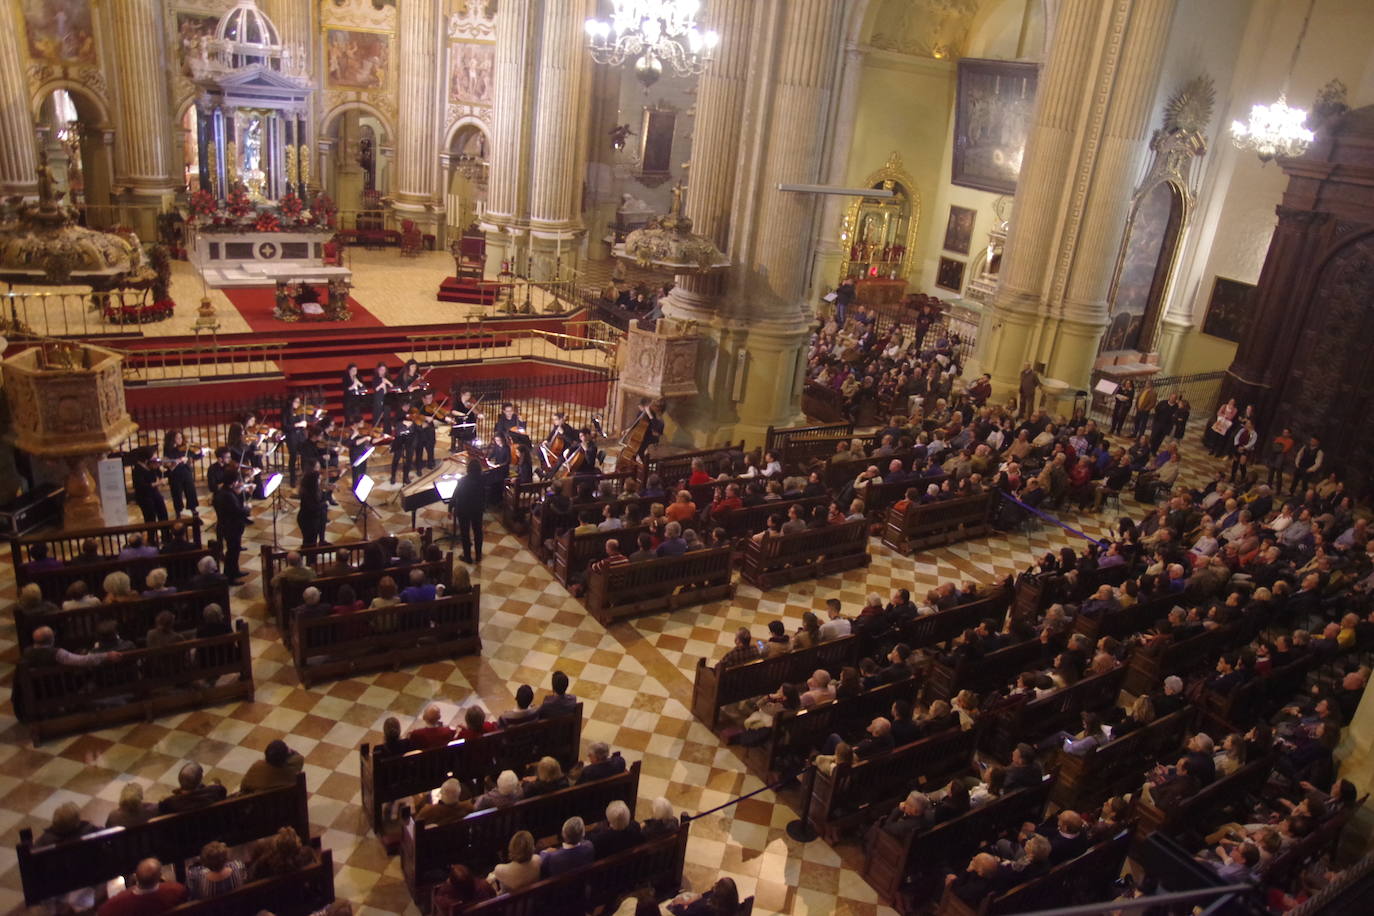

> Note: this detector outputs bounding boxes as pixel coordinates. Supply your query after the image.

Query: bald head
[134,858,163,889]
[32,626,55,647]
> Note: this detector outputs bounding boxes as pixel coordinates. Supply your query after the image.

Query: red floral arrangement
[279,191,304,221]
[310,192,337,229]
[255,211,282,232]
[225,185,254,220]
[188,189,218,222]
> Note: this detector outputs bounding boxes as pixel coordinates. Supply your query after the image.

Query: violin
[247,423,284,443]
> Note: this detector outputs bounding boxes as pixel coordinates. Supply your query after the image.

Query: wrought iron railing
[404,325,620,367]
[120,341,287,383]
[1087,370,1227,427]
[1,290,160,339]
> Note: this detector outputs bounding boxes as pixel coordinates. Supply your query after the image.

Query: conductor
[451,467,486,564]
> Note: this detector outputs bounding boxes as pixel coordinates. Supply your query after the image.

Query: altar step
[199,261,353,288]
[437,277,500,305]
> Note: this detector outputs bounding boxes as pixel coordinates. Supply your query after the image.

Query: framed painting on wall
[449,41,495,106]
[943,205,977,255]
[326,28,390,90]
[952,59,1040,195]
[936,256,966,294]
[1202,277,1256,343]
[21,0,97,66]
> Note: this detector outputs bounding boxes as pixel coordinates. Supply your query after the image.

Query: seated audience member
[187,841,245,900]
[22,542,63,576]
[456,705,496,740]
[801,669,836,708]
[290,586,326,624]
[191,556,228,591]
[330,584,364,615]
[103,571,139,603]
[717,627,761,669]
[474,770,522,811]
[144,611,183,649]
[62,580,100,610]
[540,816,596,878]
[400,568,438,603]
[523,756,571,798]
[378,716,411,756]
[70,538,104,564]
[247,826,318,881]
[417,778,473,824]
[240,739,305,793]
[106,783,157,828]
[819,598,852,640]
[642,797,679,839]
[36,802,98,847]
[408,705,456,748]
[142,568,177,597]
[945,853,1003,907]
[98,858,187,916]
[590,799,643,858]
[498,684,540,727]
[271,550,316,592]
[668,878,739,916]
[487,830,540,894]
[577,741,627,783]
[159,762,227,813]
[117,534,160,561]
[197,604,231,639]
[160,525,196,555]
[538,670,579,718]
[657,521,688,557]
[22,625,121,668]
[877,790,934,838]
[764,619,791,656]
[1005,743,1044,790]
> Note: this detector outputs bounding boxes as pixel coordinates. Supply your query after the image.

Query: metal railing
[1087,370,1227,427]
[120,340,287,383]
[2,290,162,340]
[405,325,620,367]
[118,395,299,466]
[437,368,619,445]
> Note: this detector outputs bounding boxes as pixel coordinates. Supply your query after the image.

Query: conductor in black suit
[451,467,486,564]
[211,476,252,582]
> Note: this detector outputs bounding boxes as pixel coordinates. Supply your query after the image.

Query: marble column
[1337,675,1374,853]
[0,14,37,196]
[392,0,443,236]
[108,0,176,238]
[263,0,314,194]
[482,0,536,276]
[807,42,866,302]
[528,0,592,281]
[1049,0,1177,387]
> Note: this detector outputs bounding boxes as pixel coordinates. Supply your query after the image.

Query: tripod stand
[352,473,385,540]
[264,474,297,549]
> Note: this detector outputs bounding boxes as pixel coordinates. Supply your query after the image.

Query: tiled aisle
[0,444,1220,915]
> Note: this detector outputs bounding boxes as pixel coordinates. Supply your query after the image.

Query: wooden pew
[1071,592,1173,643]
[934,830,1133,916]
[1048,707,1196,811]
[553,525,649,586]
[162,848,335,916]
[643,442,744,488]
[1120,624,1240,697]
[1199,652,1322,732]
[359,705,584,835]
[503,473,637,533]
[529,496,659,562]
[24,550,212,604]
[882,492,993,555]
[740,519,870,590]
[692,635,862,730]
[15,621,255,743]
[740,678,922,784]
[1130,755,1276,850]
[766,421,855,457]
[711,497,830,543]
[804,725,980,842]
[291,591,481,687]
[585,547,734,625]
[925,638,1041,702]
[17,773,309,906]
[15,585,231,651]
[461,823,693,916]
[259,532,431,595]
[862,475,948,522]
[401,761,642,905]
[276,557,453,632]
[12,517,204,586]
[873,588,1013,659]
[824,450,924,491]
[863,775,1056,908]
[982,667,1127,759]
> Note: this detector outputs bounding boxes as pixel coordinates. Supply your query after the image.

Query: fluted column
[263,0,315,192]
[1049,0,1176,386]
[482,0,537,276]
[109,0,176,237]
[0,15,37,196]
[807,42,865,302]
[527,0,592,280]
[393,0,443,236]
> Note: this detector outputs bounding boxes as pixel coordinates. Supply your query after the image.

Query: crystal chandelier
[1230,0,1318,163]
[585,1,719,87]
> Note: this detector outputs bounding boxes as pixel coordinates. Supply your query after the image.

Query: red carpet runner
[221,285,385,333]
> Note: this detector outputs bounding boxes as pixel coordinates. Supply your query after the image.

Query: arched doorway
[36,87,113,226]
[446,123,489,233]
[322,107,392,229]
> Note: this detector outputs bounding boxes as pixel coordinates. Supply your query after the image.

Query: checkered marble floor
[0,434,1225,916]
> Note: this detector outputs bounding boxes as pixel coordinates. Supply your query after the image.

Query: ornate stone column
[807,41,866,302]
[108,0,177,238]
[263,0,315,194]
[0,18,37,196]
[527,0,592,281]
[392,0,444,237]
[482,0,536,276]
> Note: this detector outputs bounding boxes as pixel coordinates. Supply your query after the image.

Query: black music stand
[263,472,293,549]
[352,472,384,540]
[434,475,461,546]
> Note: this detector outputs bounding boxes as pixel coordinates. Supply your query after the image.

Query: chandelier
[584,1,719,87]
[1230,0,1318,163]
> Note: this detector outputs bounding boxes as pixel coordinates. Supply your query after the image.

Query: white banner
[96,457,130,527]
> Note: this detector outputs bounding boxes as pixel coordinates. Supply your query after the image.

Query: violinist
[342,362,367,417]
[487,431,512,500]
[284,395,308,485]
[345,416,374,482]
[495,402,524,443]
[370,362,395,430]
[301,426,339,505]
[131,447,169,524]
[414,390,441,471]
[451,388,483,448]
[399,359,426,393]
[206,447,235,496]
[212,476,252,584]
[390,410,416,485]
[162,430,200,518]
[297,458,330,548]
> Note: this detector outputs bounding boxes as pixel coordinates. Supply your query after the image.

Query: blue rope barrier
[997,490,1109,547]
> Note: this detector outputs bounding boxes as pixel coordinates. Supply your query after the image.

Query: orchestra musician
[390,411,417,485]
[206,447,235,496]
[487,431,512,500]
[131,447,168,524]
[212,475,252,584]
[632,398,665,462]
[297,458,330,548]
[547,412,576,448]
[370,363,396,430]
[414,391,442,471]
[162,430,200,518]
[399,359,427,394]
[495,402,524,442]
[284,395,308,485]
[301,426,339,505]
[342,362,367,418]
[451,463,486,564]
[573,427,601,477]
[450,388,483,449]
[345,417,373,482]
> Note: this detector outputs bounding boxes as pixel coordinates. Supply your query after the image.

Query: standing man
[1018,363,1040,420]
[1151,392,1179,453]
[131,448,169,524]
[1133,384,1157,439]
[452,464,486,564]
[414,391,441,472]
[370,362,395,431]
[1291,436,1324,495]
[212,476,251,584]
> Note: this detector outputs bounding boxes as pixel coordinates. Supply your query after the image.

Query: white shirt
[819,617,852,641]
